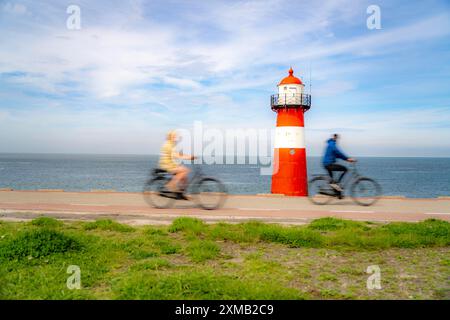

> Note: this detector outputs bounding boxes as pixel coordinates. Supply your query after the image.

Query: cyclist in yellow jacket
[159,131,195,197]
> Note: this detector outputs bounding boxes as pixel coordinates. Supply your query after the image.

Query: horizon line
[0,152,449,159]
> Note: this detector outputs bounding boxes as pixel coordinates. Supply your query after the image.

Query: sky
[0,0,449,157]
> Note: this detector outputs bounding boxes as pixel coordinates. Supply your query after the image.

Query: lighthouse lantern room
[270,67,311,196]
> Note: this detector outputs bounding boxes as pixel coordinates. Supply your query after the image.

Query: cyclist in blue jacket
[322,134,356,192]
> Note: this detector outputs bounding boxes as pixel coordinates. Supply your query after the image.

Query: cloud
[291,13,450,61]
[0,0,449,155]
[1,0,448,99]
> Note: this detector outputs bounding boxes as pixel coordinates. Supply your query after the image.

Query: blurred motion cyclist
[159,130,196,200]
[322,134,356,193]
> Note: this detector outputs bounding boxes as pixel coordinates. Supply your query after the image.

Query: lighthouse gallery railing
[271,93,311,111]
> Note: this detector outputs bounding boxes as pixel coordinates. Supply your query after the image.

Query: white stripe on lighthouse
[274,126,305,148]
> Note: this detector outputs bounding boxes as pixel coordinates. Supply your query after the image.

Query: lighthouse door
[288,86,297,104]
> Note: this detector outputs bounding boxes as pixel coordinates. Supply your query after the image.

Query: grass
[308,216,371,231]
[168,217,206,235]
[0,216,448,299]
[30,217,63,228]
[171,216,449,249]
[153,239,181,255]
[114,269,306,300]
[130,258,172,271]
[83,219,135,233]
[186,240,221,262]
[0,228,82,260]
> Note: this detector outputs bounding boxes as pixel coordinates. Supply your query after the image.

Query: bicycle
[308,163,382,206]
[143,163,227,210]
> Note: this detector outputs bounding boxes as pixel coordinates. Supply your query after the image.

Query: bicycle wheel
[308,176,334,205]
[192,177,227,210]
[350,177,381,206]
[143,177,175,209]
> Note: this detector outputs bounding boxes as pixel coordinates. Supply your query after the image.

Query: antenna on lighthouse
[309,61,312,95]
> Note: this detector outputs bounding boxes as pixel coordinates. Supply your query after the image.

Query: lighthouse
[270,67,311,196]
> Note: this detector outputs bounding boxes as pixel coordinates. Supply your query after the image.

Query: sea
[0,153,449,198]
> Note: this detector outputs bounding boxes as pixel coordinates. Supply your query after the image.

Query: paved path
[0,190,449,225]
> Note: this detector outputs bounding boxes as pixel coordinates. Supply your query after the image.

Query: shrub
[0,229,81,260]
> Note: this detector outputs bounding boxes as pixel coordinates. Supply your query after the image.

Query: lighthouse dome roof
[278,67,303,85]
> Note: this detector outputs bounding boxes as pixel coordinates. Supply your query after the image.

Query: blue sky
[0,0,449,156]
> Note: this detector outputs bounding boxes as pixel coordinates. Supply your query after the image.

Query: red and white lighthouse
[270,67,311,196]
